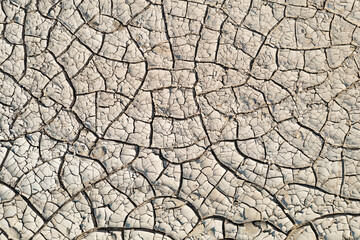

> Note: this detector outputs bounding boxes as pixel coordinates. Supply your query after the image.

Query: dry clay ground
[1,0,360,239]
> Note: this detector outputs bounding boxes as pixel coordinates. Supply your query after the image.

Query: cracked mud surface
[1,0,360,239]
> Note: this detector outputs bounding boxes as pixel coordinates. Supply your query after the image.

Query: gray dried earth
[1,0,360,239]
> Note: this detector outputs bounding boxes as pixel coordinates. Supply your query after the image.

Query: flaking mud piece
[0,0,360,239]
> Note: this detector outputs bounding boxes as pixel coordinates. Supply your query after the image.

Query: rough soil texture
[1,0,360,239]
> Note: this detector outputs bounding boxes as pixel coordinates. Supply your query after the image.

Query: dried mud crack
[1,0,360,239]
